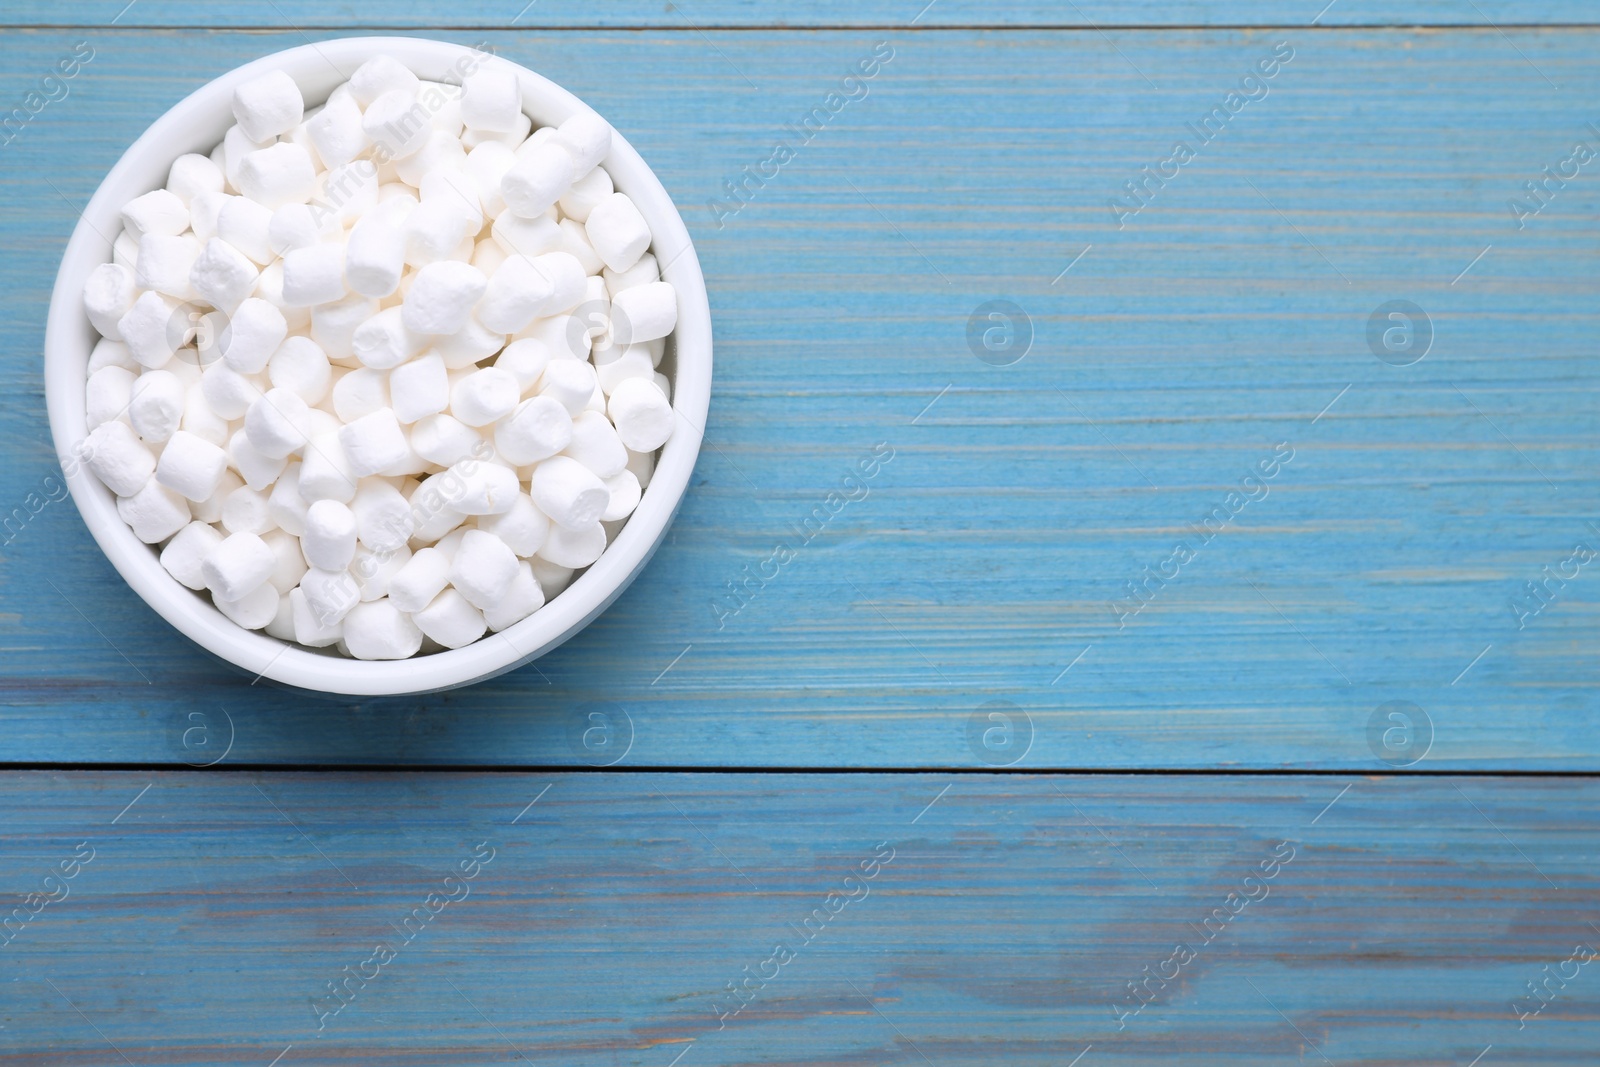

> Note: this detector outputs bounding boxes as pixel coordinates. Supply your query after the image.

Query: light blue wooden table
[1,3,1596,1064]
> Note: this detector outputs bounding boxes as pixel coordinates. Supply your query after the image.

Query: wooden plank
[1,28,1597,768]
[1,770,1596,1065]
[1,1,1597,28]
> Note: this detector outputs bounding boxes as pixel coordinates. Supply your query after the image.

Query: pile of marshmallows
[77,54,677,660]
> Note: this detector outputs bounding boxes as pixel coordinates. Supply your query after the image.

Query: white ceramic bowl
[44,36,710,696]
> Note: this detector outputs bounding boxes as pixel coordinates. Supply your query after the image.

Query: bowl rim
[43,35,711,697]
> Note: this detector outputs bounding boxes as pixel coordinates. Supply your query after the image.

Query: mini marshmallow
[342,600,423,660]
[434,318,506,368]
[89,338,138,374]
[558,165,613,223]
[603,252,659,298]
[418,167,483,232]
[264,528,308,594]
[539,519,607,568]
[268,202,338,256]
[86,365,135,431]
[291,587,344,647]
[562,409,628,478]
[410,414,484,466]
[352,479,414,552]
[528,556,573,598]
[494,395,572,466]
[233,69,304,142]
[475,254,554,334]
[215,195,276,264]
[521,313,589,363]
[601,468,642,522]
[84,263,136,339]
[117,479,191,543]
[268,335,332,404]
[307,92,367,168]
[135,234,201,299]
[113,229,138,271]
[412,589,486,650]
[347,210,409,298]
[281,243,348,306]
[463,141,515,216]
[264,593,297,640]
[460,65,522,133]
[349,55,420,107]
[189,190,228,243]
[495,337,551,391]
[299,566,361,626]
[127,370,184,442]
[202,531,275,601]
[182,382,230,446]
[585,193,651,273]
[449,366,519,427]
[244,387,311,459]
[268,462,309,536]
[556,217,605,275]
[121,189,190,240]
[607,377,675,452]
[483,561,545,631]
[448,529,519,610]
[302,499,358,570]
[501,142,574,218]
[530,455,609,530]
[221,484,273,535]
[462,111,530,150]
[491,211,561,258]
[388,352,448,423]
[84,419,155,496]
[320,160,380,223]
[226,429,284,491]
[472,238,508,277]
[331,367,390,423]
[539,359,598,415]
[199,360,258,421]
[353,543,411,601]
[552,113,612,175]
[189,238,259,312]
[216,580,280,630]
[157,429,230,502]
[388,546,450,613]
[363,89,432,160]
[477,494,550,557]
[339,408,411,477]
[351,306,425,370]
[403,261,486,335]
[395,129,466,188]
[310,293,378,362]
[235,142,316,209]
[166,154,225,206]
[595,345,655,395]
[299,430,359,502]
[221,297,288,374]
[610,281,678,346]
[443,459,520,516]
[160,521,224,590]
[403,199,471,268]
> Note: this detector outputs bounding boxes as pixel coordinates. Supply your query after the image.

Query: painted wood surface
[1,771,1595,1066]
[2,25,1598,769]
[3,1,1597,28]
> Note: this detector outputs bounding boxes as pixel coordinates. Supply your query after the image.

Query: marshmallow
[602,468,642,522]
[302,499,358,570]
[113,229,138,271]
[216,580,280,630]
[189,190,227,243]
[268,202,339,256]
[539,519,606,568]
[410,413,484,467]
[121,189,190,240]
[559,164,613,223]
[556,217,605,275]
[265,528,308,593]
[528,555,573,598]
[363,89,432,160]
[585,193,651,273]
[199,360,258,421]
[552,112,612,175]
[221,484,273,535]
[494,395,571,465]
[84,263,136,339]
[463,141,515,217]
[191,468,239,526]
[403,261,486,334]
[448,529,519,609]
[291,586,344,646]
[472,238,508,277]
[299,566,361,626]
[86,365,135,431]
[299,430,359,502]
[562,409,628,478]
[594,345,654,396]
[403,198,472,267]
[244,387,311,459]
[268,462,309,536]
[419,167,483,232]
[160,521,224,590]
[88,337,138,374]
[610,281,677,346]
[443,459,519,516]
[477,493,550,557]
[156,430,230,502]
[320,161,380,224]
[414,588,488,648]
[539,359,598,415]
[339,408,411,477]
[216,195,276,264]
[519,312,589,362]
[189,238,259,312]
[117,479,191,543]
[233,70,304,142]
[264,593,297,640]
[267,335,332,404]
[533,250,588,316]
[530,456,609,530]
[349,56,420,107]
[462,112,529,150]
[475,253,555,334]
[483,561,546,630]
[135,234,201,299]
[491,210,561,258]
[331,367,390,423]
[307,92,367,168]
[342,600,423,660]
[434,318,505,369]
[352,479,415,552]
[395,129,466,187]
[388,546,451,613]
[235,142,316,210]
[202,531,275,601]
[221,297,288,374]
[495,337,551,391]
[449,366,519,427]
[310,293,379,362]
[353,542,411,601]
[501,142,574,218]
[166,154,225,206]
[607,377,675,452]
[352,306,425,370]
[127,370,184,442]
[389,352,448,423]
[603,252,659,298]
[281,243,348,306]
[347,210,408,298]
[182,381,230,446]
[460,65,522,132]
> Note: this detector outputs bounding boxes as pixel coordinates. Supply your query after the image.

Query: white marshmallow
[291,586,344,647]
[410,413,484,467]
[189,190,228,244]
[264,528,308,593]
[113,229,139,271]
[84,263,136,339]
[477,494,549,557]
[414,588,488,648]
[299,566,361,627]
[244,387,311,459]
[528,556,573,598]
[558,164,613,223]
[127,370,184,442]
[88,338,138,374]
[610,281,678,346]
[539,519,606,568]
[339,408,411,477]
[268,335,332,404]
[189,470,243,528]
[395,129,466,187]
[117,479,191,543]
[418,167,483,231]
[350,56,420,107]
[182,381,231,446]
[433,318,505,368]
[463,141,515,217]
[281,243,348,306]
[443,459,519,516]
[268,462,309,536]
[319,160,380,223]
[603,252,659,298]
[353,542,411,601]
[388,546,450,613]
[215,581,279,630]
[491,210,561,258]
[166,153,225,206]
[221,484,272,535]
[594,345,654,396]
[531,252,587,315]
[331,366,390,423]
[403,261,486,334]
[601,468,642,522]
[363,89,432,160]
[215,195,276,264]
[268,202,339,256]
[475,254,554,334]
[311,293,379,362]
[556,217,605,275]
[494,337,551,391]
[299,430,359,502]
[462,111,529,150]
[347,210,409,298]
[228,429,285,492]
[607,377,675,452]
[160,521,223,590]
[302,499,358,570]
[472,238,508,277]
[156,429,230,502]
[307,93,367,168]
[351,306,425,370]
[121,189,190,240]
[235,142,316,209]
[530,455,609,530]
[538,359,597,415]
[351,479,414,552]
[552,112,612,175]
[86,365,135,431]
[389,352,448,423]
[342,599,423,660]
[562,409,628,478]
[494,395,571,466]
[134,234,201,299]
[460,64,522,132]
[232,69,304,141]
[202,531,275,601]
[585,193,651,273]
[501,142,574,218]
[449,366,519,427]
[403,198,471,268]
[221,297,288,374]
[483,561,546,631]
[264,592,297,640]
[448,529,519,609]
[189,238,259,312]
[199,360,258,421]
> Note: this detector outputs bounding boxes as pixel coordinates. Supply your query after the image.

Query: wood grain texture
[1,1,1595,28]
[1,771,1595,1066]
[1,26,1598,768]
